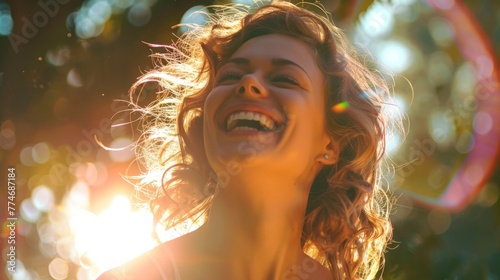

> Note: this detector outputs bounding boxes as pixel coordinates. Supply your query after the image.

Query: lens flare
[331,101,349,113]
[402,0,500,210]
[70,195,157,273]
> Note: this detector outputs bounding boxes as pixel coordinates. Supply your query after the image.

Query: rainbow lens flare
[400,0,500,211]
[331,101,349,113]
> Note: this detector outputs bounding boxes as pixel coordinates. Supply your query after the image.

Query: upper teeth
[227,111,275,131]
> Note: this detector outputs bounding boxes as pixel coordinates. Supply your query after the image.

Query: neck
[199,174,311,279]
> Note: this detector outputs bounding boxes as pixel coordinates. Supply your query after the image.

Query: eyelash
[215,72,300,86]
[216,72,242,84]
[272,74,300,86]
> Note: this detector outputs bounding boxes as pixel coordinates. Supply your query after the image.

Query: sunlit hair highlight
[129,1,396,279]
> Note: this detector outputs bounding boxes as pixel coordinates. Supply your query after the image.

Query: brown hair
[129,1,394,279]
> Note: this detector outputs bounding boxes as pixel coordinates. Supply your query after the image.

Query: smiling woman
[97,1,397,279]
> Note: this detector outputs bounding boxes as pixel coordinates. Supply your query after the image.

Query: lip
[217,103,286,132]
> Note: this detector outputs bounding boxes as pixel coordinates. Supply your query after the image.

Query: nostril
[238,84,262,95]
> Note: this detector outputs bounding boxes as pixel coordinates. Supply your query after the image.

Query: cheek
[291,99,328,149]
[308,94,327,135]
[202,91,217,140]
[288,96,326,129]
[203,91,217,114]
[204,88,228,116]
[202,89,227,155]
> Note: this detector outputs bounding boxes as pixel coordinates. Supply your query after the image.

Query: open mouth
[225,111,284,132]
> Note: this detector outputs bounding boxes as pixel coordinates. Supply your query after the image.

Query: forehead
[229,34,321,74]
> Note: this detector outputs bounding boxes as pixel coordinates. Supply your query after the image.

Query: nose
[237,74,268,97]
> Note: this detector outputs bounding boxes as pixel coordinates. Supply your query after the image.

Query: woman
[98,1,394,279]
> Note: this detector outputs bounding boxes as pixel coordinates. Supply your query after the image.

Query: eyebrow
[224,57,310,79]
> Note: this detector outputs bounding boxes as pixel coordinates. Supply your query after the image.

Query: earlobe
[317,152,338,165]
[317,137,339,165]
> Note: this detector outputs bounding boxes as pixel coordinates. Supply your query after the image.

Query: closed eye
[216,72,242,85]
[272,74,300,86]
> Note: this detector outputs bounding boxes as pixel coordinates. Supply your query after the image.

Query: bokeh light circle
[179,5,209,33]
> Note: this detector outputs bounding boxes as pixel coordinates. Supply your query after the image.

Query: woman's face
[203,34,334,185]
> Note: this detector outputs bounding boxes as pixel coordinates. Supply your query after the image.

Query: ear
[316,135,339,165]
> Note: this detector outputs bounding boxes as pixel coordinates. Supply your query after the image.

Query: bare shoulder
[315,263,334,280]
[290,255,333,280]
[96,242,176,280]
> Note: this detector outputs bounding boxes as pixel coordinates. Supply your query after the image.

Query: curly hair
[129,1,394,279]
